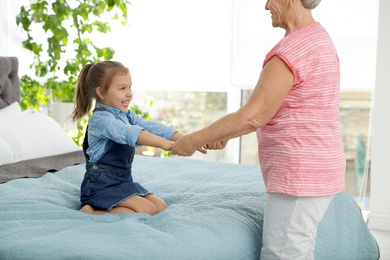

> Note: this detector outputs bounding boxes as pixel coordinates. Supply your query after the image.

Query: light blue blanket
[0,155,379,259]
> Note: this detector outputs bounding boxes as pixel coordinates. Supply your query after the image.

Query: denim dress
[80,110,151,211]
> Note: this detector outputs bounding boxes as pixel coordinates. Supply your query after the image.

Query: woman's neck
[284,7,315,36]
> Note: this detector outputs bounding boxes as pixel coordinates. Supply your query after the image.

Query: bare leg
[80,195,168,215]
[80,205,136,215]
[143,194,168,213]
[117,195,159,215]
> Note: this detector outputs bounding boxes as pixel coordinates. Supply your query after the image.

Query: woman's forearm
[188,110,259,148]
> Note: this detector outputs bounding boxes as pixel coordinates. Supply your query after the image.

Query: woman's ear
[96,87,105,100]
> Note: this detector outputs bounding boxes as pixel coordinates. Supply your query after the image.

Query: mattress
[0,155,380,259]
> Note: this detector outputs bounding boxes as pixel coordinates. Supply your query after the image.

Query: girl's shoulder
[88,109,115,125]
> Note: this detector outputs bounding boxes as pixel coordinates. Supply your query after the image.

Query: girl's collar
[95,102,128,116]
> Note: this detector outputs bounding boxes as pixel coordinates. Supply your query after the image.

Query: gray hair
[301,0,321,9]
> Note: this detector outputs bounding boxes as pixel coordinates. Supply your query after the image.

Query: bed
[0,56,380,259]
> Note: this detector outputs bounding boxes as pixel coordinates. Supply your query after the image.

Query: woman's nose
[265,0,270,10]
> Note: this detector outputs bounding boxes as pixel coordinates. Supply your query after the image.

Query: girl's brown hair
[71,61,129,121]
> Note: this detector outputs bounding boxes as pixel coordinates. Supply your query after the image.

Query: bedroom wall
[368,0,390,257]
[0,1,8,54]
[0,1,8,55]
[0,0,34,77]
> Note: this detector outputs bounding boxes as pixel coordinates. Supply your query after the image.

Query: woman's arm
[171,131,210,154]
[172,56,294,156]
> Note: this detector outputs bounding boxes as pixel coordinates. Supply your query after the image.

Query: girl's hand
[160,140,174,151]
[197,147,207,154]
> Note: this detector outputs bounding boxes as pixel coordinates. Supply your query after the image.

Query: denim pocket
[88,168,105,185]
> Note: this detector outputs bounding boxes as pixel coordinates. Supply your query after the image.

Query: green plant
[67,115,89,146]
[16,0,131,110]
[129,96,156,120]
[129,96,170,157]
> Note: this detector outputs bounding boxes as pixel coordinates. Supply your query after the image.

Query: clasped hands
[171,135,228,156]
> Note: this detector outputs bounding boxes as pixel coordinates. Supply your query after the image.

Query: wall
[0,0,33,76]
[368,0,390,258]
[0,1,8,54]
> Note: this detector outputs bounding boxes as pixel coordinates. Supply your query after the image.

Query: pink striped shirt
[257,22,345,196]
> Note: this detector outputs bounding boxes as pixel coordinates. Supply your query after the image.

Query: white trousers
[260,193,335,260]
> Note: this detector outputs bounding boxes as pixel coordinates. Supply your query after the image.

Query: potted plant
[16,0,131,145]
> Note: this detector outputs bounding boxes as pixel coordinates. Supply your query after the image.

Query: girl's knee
[157,202,168,213]
[141,204,158,215]
[145,201,168,215]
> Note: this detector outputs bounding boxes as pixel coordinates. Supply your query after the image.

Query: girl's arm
[136,130,173,151]
[130,112,177,141]
[170,131,183,141]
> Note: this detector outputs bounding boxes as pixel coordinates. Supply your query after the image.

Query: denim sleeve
[128,110,177,140]
[89,111,144,147]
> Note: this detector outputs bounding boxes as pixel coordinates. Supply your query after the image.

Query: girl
[72,61,183,215]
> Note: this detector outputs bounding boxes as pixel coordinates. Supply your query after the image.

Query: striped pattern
[257,22,345,196]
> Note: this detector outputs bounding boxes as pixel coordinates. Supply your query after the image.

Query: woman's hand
[171,132,207,154]
[171,136,228,156]
[203,140,228,150]
[171,135,199,156]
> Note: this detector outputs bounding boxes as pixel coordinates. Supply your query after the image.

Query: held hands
[202,140,228,150]
[149,133,228,157]
[171,135,228,156]
[171,135,198,156]
[159,140,175,152]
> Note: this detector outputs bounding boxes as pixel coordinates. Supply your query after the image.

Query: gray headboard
[0,57,20,109]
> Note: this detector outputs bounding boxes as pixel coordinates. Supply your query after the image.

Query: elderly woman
[172,0,345,259]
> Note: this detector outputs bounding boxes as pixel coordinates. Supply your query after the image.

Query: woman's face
[265,0,290,29]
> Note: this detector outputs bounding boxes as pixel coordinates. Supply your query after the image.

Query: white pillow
[0,102,21,118]
[0,112,81,163]
[0,102,20,165]
[0,136,13,165]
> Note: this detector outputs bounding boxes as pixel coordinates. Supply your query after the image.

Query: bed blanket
[0,155,379,259]
[0,150,85,183]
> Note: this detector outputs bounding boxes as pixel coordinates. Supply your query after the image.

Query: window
[131,90,228,162]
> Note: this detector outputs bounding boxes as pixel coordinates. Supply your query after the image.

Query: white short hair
[301,0,321,9]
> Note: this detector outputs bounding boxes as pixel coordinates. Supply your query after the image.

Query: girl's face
[98,71,133,113]
[265,0,290,29]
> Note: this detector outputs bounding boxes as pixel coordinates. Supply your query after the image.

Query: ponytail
[71,64,94,121]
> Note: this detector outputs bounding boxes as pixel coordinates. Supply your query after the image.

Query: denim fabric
[85,102,176,163]
[80,162,150,210]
